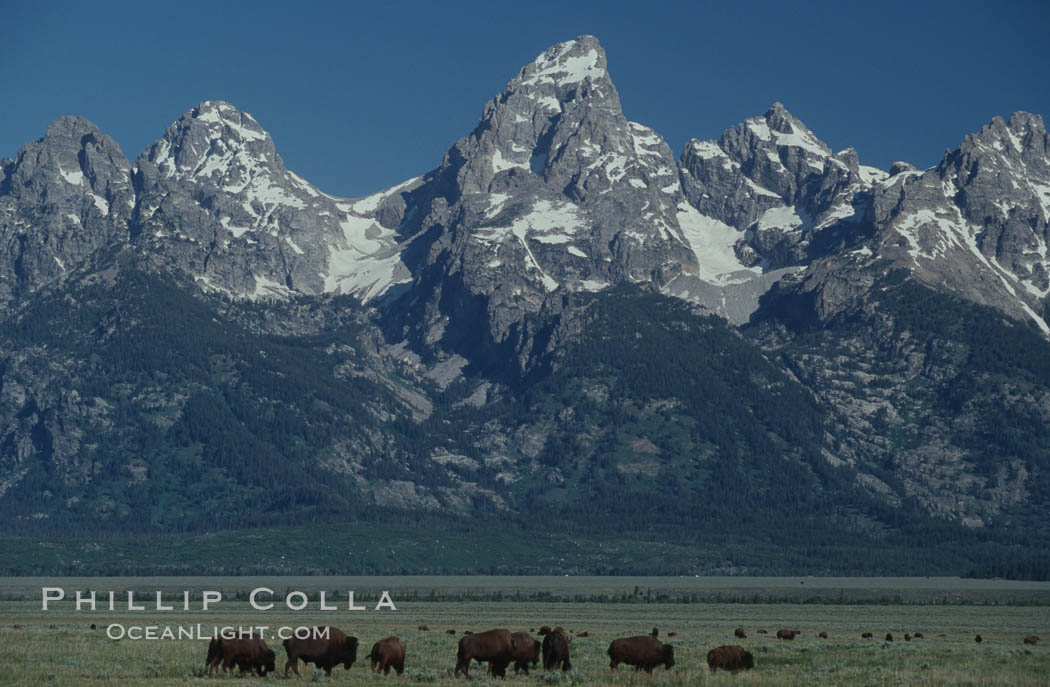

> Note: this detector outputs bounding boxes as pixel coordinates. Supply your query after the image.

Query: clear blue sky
[3,0,1047,198]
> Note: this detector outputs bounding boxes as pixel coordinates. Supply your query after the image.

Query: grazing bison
[369,636,405,675]
[975,634,983,643]
[577,631,590,637]
[539,626,571,672]
[1024,635,1038,645]
[819,632,828,639]
[905,633,912,641]
[13,624,23,630]
[607,635,675,673]
[206,635,275,676]
[734,628,747,639]
[885,633,894,642]
[446,629,456,635]
[205,637,223,675]
[455,628,513,678]
[776,629,797,640]
[418,625,429,631]
[706,644,754,673]
[283,626,358,677]
[756,629,768,634]
[914,632,924,638]
[49,624,57,630]
[862,632,873,639]
[666,632,676,637]
[508,632,540,675]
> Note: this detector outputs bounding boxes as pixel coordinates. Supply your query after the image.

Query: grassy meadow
[1,577,1048,685]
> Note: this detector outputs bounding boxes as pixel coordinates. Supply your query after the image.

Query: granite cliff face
[2,36,1050,560]
[133,100,418,303]
[0,117,134,309]
[382,36,699,360]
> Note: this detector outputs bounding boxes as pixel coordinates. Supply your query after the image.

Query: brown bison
[283,626,358,676]
[905,633,912,641]
[885,633,894,642]
[975,634,983,643]
[651,627,659,637]
[508,632,540,675]
[13,624,23,630]
[734,628,747,639]
[1024,635,1038,645]
[776,629,797,640]
[819,632,828,639]
[861,632,873,639]
[455,628,513,678]
[577,631,590,637]
[369,636,405,675]
[539,626,571,672]
[48,624,57,630]
[914,632,924,638]
[418,625,429,631]
[667,632,677,637]
[447,629,456,635]
[607,635,675,673]
[706,644,754,673]
[756,629,768,634]
[205,635,276,676]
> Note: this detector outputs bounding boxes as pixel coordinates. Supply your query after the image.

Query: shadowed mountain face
[1,35,1049,576]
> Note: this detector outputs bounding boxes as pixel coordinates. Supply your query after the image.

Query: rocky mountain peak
[131,101,419,302]
[384,36,701,357]
[7,115,132,198]
[0,116,133,308]
[136,100,280,190]
[677,103,883,301]
[511,35,611,98]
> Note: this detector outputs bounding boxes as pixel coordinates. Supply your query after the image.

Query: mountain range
[3,36,1049,576]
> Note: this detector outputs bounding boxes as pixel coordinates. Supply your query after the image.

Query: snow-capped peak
[516,35,607,89]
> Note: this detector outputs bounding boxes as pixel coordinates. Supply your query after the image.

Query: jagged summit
[132,100,414,302]
[136,100,280,188]
[512,35,610,93]
[384,35,698,354]
[0,115,134,308]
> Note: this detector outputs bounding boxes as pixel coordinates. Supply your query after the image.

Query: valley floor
[1,577,1049,685]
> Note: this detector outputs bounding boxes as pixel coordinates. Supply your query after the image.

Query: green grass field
[1,577,1049,685]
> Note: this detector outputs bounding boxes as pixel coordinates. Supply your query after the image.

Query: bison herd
[203,627,399,677]
[56,620,1028,679]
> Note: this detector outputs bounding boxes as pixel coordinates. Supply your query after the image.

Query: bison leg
[284,658,300,677]
[490,659,509,678]
[454,658,470,678]
[395,660,404,676]
[609,658,620,671]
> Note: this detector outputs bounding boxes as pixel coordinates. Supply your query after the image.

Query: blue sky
[3,0,1047,197]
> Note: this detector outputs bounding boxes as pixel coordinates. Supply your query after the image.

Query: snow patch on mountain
[677,202,759,285]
